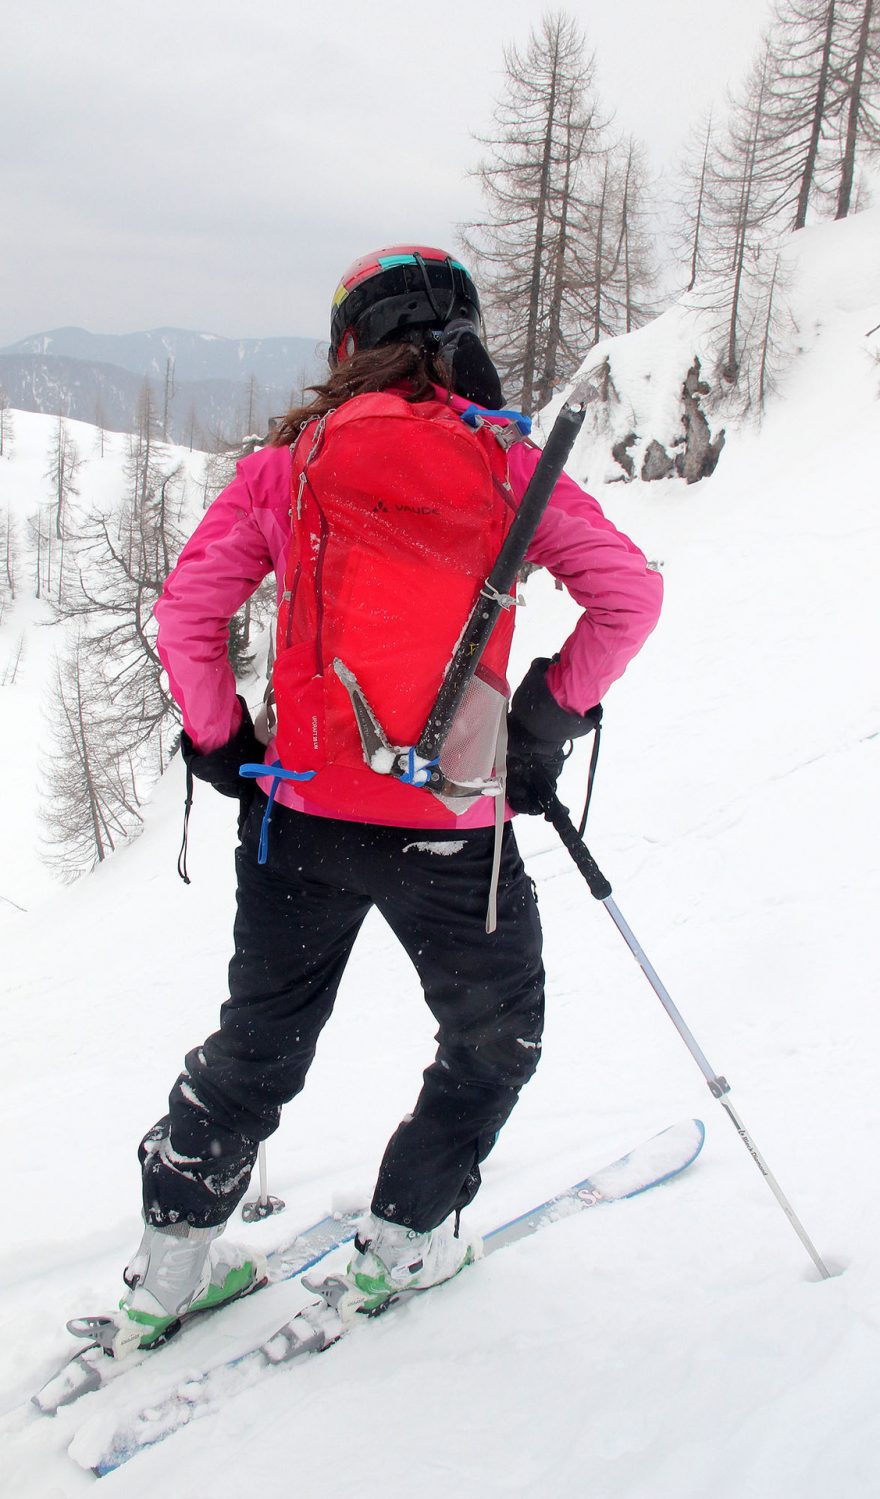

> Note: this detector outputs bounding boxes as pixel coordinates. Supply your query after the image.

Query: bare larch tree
[40,635,144,879]
[44,416,82,544]
[835,0,880,217]
[462,12,615,412]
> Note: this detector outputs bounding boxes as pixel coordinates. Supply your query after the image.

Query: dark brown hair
[270,340,454,447]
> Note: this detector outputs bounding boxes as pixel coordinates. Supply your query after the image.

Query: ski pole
[242,1142,286,1222]
[542,791,833,1280]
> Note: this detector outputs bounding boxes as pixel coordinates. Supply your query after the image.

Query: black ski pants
[141,794,544,1233]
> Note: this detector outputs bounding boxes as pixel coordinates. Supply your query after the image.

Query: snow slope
[1,211,879,1497]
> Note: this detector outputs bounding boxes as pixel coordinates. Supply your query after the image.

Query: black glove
[437,318,504,410]
[180,696,264,799]
[506,658,602,815]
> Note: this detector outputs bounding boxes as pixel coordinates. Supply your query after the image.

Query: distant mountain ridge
[0,326,326,386]
[0,326,328,445]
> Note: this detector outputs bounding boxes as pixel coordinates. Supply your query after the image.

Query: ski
[32,1206,365,1417]
[68,1119,704,1476]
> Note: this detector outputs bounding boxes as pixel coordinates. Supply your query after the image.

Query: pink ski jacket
[155,392,663,830]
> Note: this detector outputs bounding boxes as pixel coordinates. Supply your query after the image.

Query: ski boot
[69,1223,267,1360]
[306,1212,481,1320]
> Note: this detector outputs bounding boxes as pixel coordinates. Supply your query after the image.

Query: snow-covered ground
[1,211,879,1496]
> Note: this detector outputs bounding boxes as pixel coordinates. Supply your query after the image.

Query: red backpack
[271,390,521,825]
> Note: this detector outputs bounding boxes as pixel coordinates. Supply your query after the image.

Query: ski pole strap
[239,761,316,866]
[577,723,603,839]
[177,761,194,885]
[542,793,612,901]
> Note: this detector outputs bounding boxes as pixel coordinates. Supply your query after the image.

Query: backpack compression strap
[239,761,317,864]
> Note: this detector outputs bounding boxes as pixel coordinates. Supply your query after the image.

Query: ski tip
[658,1117,704,1150]
[684,1117,706,1152]
[659,1117,705,1165]
[648,1117,706,1180]
[588,1117,706,1205]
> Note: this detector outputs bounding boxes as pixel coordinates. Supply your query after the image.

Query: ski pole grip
[543,794,613,900]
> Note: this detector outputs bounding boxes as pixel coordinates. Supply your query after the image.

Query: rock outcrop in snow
[553,207,880,492]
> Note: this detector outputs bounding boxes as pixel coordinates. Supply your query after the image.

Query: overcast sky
[1,0,774,347]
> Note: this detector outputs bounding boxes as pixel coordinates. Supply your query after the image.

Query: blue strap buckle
[399,749,440,788]
[460,404,532,436]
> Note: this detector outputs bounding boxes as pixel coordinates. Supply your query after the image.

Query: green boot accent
[117,1303,178,1350]
[189,1259,257,1313]
[350,1243,476,1313]
[120,1258,261,1349]
[350,1266,400,1313]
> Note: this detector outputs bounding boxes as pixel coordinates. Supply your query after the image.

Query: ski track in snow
[1,210,879,1496]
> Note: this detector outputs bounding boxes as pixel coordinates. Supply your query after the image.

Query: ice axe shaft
[418,401,587,764]
[334,400,589,796]
[542,792,833,1280]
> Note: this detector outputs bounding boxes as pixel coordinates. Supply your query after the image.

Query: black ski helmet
[329,245,482,366]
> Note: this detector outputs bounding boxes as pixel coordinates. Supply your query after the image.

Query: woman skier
[109,246,663,1355]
